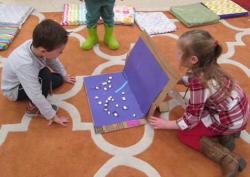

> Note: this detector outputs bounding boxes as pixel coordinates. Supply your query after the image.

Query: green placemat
[170,3,220,27]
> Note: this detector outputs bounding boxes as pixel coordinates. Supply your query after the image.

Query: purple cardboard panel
[124,37,169,115]
[84,72,144,127]
[84,36,170,131]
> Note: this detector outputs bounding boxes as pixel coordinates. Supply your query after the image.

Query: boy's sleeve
[176,79,210,130]
[16,64,56,120]
[46,58,67,77]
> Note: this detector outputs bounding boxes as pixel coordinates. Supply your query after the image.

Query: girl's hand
[149,116,179,130]
[64,75,76,84]
[48,115,70,127]
[149,116,168,129]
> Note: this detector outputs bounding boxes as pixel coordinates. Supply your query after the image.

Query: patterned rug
[0,11,249,177]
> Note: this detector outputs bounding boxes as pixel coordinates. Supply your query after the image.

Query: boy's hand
[48,115,70,127]
[64,75,76,84]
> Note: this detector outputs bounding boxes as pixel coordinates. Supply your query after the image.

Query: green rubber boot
[104,24,120,50]
[81,26,99,50]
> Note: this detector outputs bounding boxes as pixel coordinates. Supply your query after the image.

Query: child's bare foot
[149,116,168,129]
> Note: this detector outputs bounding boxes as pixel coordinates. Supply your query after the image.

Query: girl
[81,0,120,50]
[149,30,249,177]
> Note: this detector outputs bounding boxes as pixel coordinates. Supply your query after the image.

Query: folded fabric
[232,0,250,11]
[135,12,176,35]
[113,6,135,25]
[0,4,33,27]
[0,26,19,51]
[170,3,220,27]
[203,0,249,19]
[62,3,135,26]
[62,3,87,25]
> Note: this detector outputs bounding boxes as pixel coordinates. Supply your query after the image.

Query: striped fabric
[0,26,19,51]
[62,3,135,26]
[0,4,33,51]
[62,3,87,26]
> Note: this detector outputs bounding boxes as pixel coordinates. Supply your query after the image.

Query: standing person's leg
[101,0,119,50]
[101,0,115,27]
[81,0,101,50]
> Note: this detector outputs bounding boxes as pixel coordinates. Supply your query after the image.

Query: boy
[1,19,75,126]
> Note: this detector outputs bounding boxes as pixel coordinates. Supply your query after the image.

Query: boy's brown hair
[32,19,68,51]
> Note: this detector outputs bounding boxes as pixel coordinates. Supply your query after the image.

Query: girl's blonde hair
[178,30,234,96]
